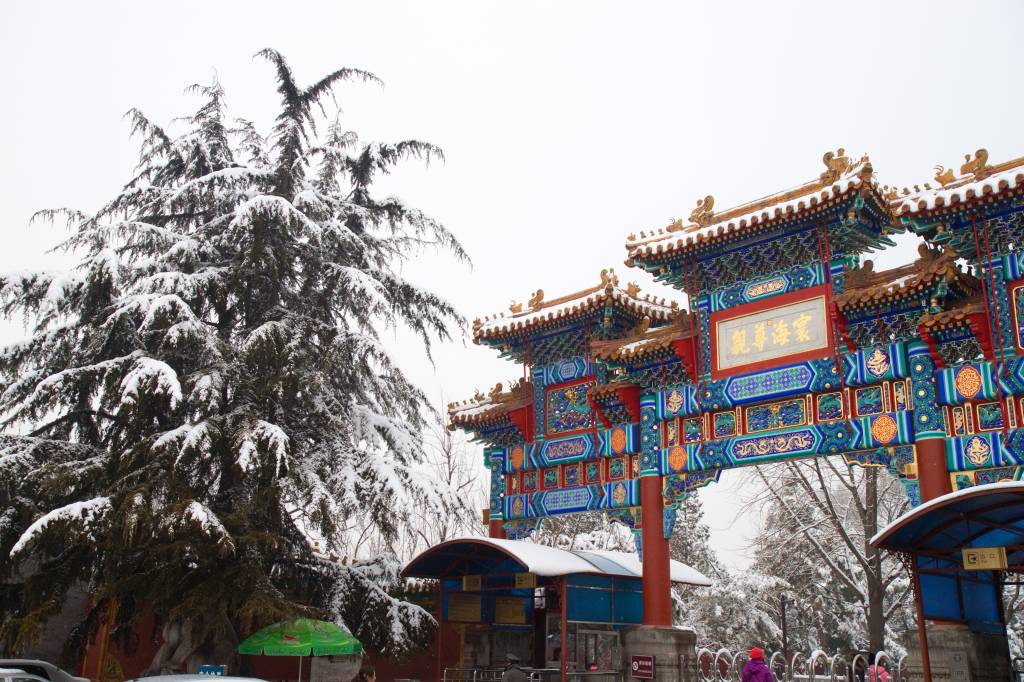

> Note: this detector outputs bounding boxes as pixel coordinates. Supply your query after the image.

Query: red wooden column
[488,518,507,539]
[640,474,672,625]
[636,386,673,626]
[916,438,953,502]
[907,341,952,504]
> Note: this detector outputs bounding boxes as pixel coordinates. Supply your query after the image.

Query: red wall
[80,608,163,681]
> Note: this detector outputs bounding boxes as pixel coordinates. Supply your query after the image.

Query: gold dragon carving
[820,148,851,184]
[933,165,956,187]
[960,149,992,178]
[733,432,814,457]
[688,196,716,228]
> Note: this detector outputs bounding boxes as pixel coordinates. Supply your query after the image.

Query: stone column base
[620,626,697,682]
[902,622,1010,682]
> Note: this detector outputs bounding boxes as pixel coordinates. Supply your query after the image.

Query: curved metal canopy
[871,481,1024,567]
[402,537,712,586]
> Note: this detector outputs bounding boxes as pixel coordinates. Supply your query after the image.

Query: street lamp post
[780,594,789,666]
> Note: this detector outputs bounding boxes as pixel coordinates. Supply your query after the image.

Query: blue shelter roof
[871,482,1024,564]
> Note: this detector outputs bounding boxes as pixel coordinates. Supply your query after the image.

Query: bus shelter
[870,482,1024,682]
[403,537,711,681]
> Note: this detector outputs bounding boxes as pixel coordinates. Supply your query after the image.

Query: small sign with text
[631,655,655,679]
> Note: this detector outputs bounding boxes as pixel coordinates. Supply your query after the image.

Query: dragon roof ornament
[625,149,878,264]
[891,149,1024,216]
[473,268,678,342]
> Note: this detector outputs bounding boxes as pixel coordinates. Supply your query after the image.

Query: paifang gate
[448,148,1024,638]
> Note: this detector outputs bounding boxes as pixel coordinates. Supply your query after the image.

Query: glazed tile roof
[448,379,532,429]
[472,268,678,343]
[590,381,641,400]
[591,314,694,363]
[625,151,878,264]
[891,151,1024,217]
[835,245,979,311]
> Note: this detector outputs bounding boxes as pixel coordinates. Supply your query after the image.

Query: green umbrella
[239,619,362,682]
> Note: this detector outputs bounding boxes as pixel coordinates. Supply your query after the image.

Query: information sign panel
[495,596,527,624]
[515,572,537,588]
[448,593,481,622]
[630,655,655,679]
[962,546,1007,570]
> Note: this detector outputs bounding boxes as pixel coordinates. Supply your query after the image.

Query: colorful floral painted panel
[546,381,594,436]
[977,402,1005,431]
[856,386,884,416]
[746,399,806,433]
[563,463,581,486]
[543,468,559,489]
[665,419,679,447]
[714,411,736,437]
[894,381,908,411]
[684,418,702,442]
[816,392,843,421]
[952,407,966,436]
[585,462,601,484]
[522,471,537,492]
[608,457,626,480]
[1014,282,1024,352]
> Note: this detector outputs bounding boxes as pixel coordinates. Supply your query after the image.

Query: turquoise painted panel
[842,342,908,386]
[937,362,999,405]
[597,423,639,456]
[947,429,1024,472]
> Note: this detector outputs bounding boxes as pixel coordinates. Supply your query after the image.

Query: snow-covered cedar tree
[0,49,467,670]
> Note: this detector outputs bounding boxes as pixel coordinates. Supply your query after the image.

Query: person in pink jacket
[867,653,889,682]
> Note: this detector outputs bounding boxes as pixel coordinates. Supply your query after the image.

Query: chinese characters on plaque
[715,295,830,373]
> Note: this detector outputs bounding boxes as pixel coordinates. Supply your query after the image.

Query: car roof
[125,677,268,682]
[0,667,48,675]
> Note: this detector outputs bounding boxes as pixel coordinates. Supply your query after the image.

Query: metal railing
[695,648,908,682]
[442,668,505,682]
[443,667,621,682]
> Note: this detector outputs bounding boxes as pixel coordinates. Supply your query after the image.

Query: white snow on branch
[10,496,111,557]
[120,357,183,409]
[230,195,323,239]
[237,420,289,475]
[181,500,234,551]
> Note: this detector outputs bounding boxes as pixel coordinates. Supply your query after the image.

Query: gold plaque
[463,574,482,591]
[712,289,831,376]
[514,572,537,589]
[448,593,481,622]
[495,596,527,624]
[963,546,1007,570]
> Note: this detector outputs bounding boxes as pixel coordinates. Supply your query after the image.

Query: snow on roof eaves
[626,161,874,261]
[869,481,1024,547]
[892,164,1024,216]
[449,400,503,418]
[405,537,712,586]
[576,548,712,586]
[474,286,676,339]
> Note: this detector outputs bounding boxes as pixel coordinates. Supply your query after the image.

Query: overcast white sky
[2,1,1022,570]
